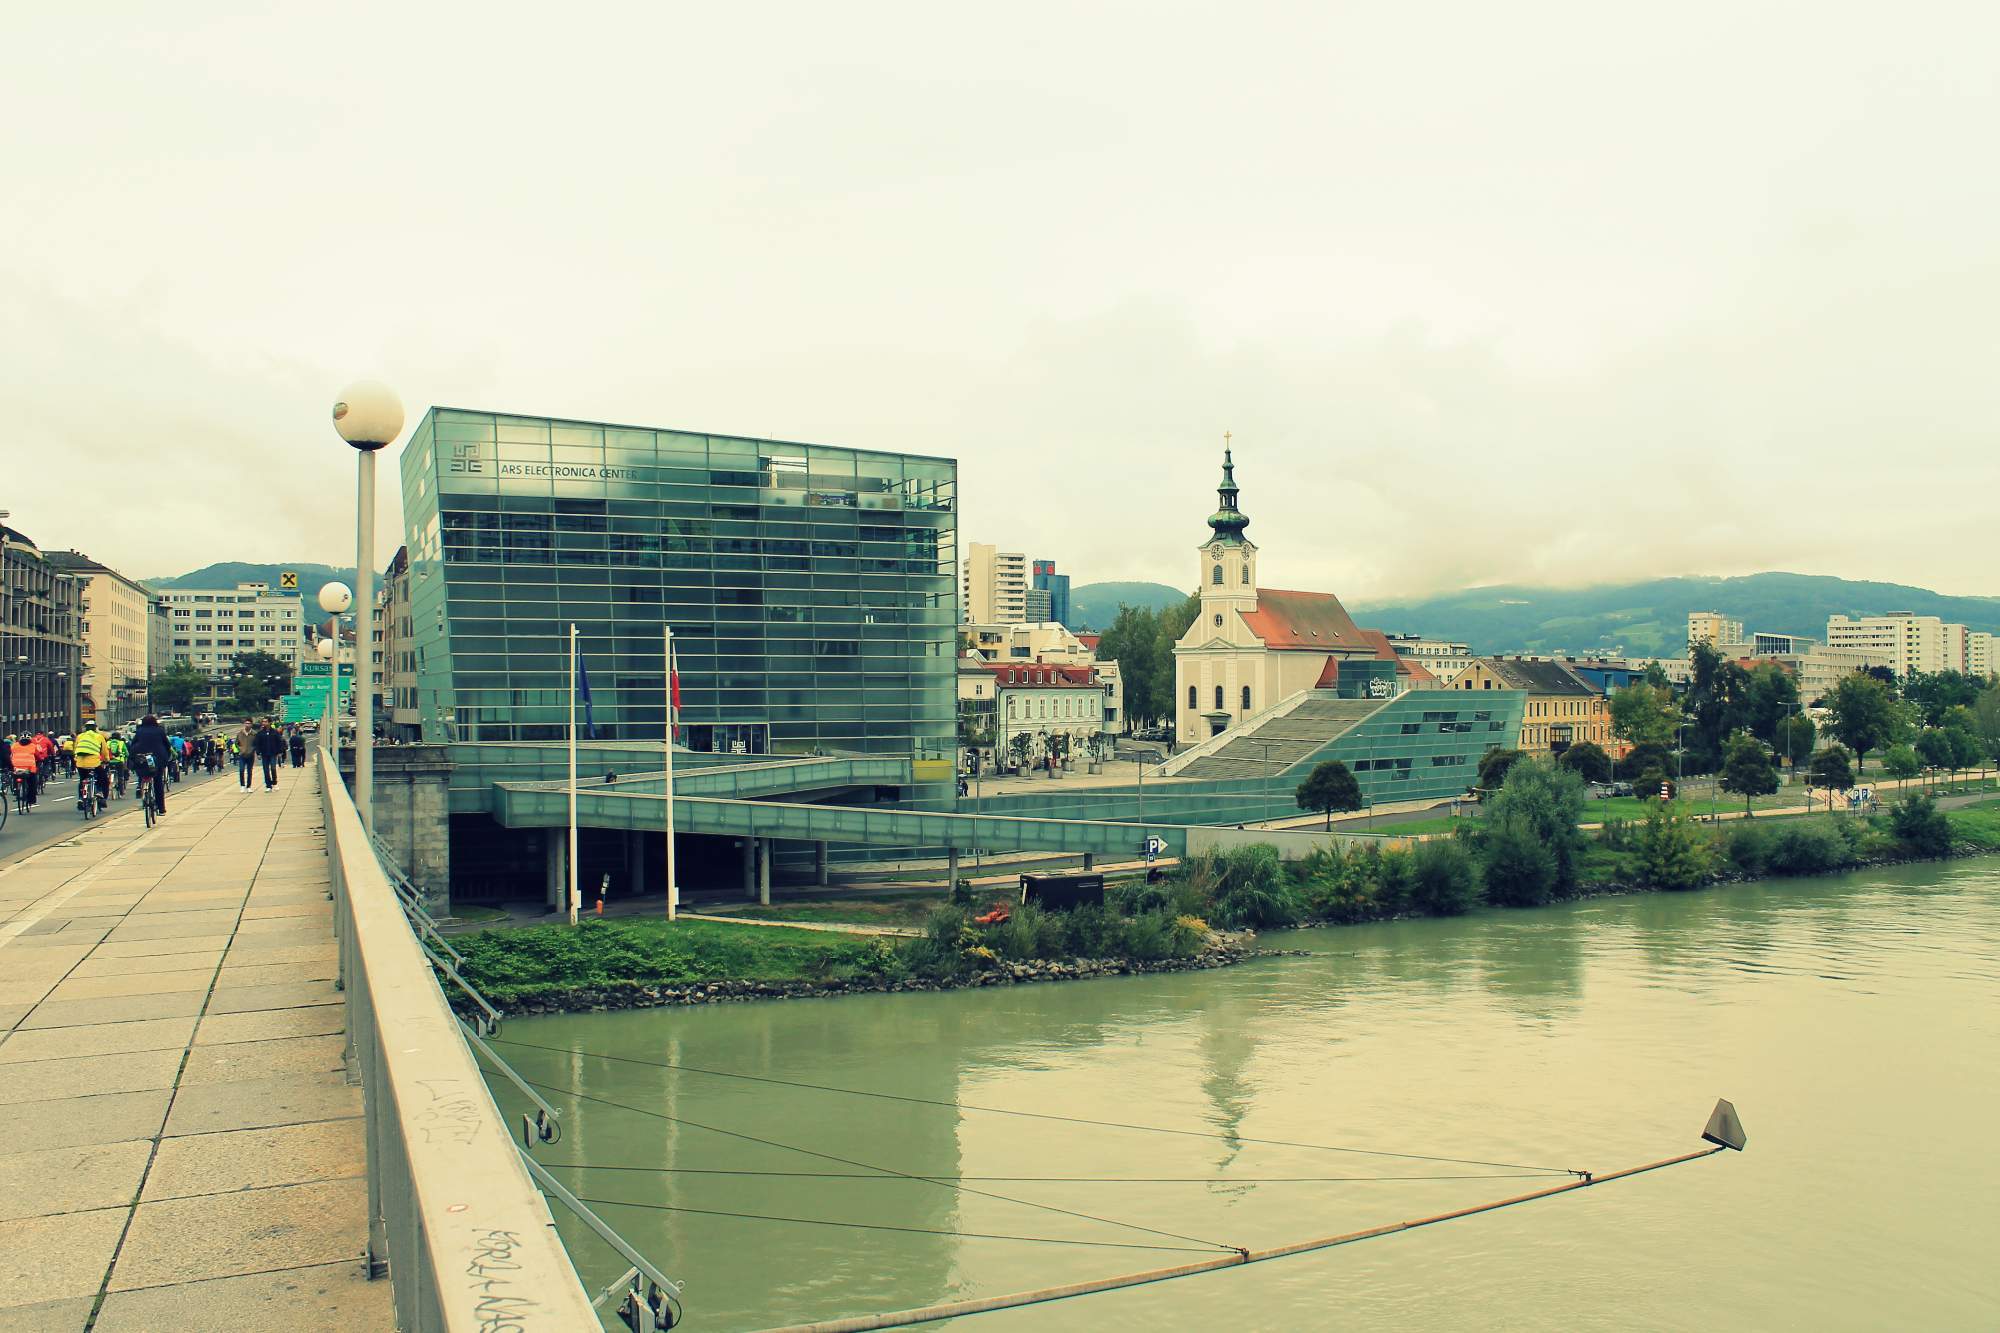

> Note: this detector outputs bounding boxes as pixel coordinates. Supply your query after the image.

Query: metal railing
[319,749,602,1330]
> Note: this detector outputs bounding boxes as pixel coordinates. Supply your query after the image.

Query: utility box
[1020,872,1105,911]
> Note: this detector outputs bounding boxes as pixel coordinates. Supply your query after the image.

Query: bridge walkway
[0,769,391,1329]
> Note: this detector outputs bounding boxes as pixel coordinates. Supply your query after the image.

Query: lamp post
[330,384,404,832]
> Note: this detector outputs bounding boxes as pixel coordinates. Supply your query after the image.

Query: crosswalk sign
[280,571,298,589]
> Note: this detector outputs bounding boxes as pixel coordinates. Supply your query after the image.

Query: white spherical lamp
[316,637,336,661]
[318,582,353,614]
[331,381,405,452]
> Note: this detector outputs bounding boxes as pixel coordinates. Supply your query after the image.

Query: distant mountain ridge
[145,562,368,619]
[1069,581,1189,629]
[1352,572,2000,658]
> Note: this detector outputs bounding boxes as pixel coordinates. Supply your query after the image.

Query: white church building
[1173,447,1428,744]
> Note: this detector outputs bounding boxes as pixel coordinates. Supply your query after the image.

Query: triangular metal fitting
[1702,1098,1747,1151]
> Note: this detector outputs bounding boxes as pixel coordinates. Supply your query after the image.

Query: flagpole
[568,623,580,927]
[664,623,678,922]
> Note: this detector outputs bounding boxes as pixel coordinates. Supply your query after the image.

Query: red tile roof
[985,663,1100,689]
[1239,588,1371,653]
[1075,634,1100,649]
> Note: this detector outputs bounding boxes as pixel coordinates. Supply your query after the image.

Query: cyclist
[72,724,109,813]
[130,715,173,817]
[31,731,54,782]
[107,732,130,798]
[8,735,38,811]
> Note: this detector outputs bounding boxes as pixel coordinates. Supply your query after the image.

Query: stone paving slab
[0,1050,182,1107]
[92,1261,395,1330]
[0,771,390,1327]
[0,1141,152,1221]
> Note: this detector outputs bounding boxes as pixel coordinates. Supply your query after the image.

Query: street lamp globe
[316,637,336,661]
[318,582,353,615]
[330,381,404,452]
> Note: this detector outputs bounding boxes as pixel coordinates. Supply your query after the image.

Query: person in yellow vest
[72,724,110,811]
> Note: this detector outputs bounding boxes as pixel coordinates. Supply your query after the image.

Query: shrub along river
[484,859,2000,1331]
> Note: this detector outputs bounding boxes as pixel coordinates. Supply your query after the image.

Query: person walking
[254,719,283,790]
[130,715,173,816]
[235,720,258,789]
[287,724,306,768]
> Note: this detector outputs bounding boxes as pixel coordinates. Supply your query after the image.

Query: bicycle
[76,769,106,821]
[139,770,159,829]
[112,763,128,799]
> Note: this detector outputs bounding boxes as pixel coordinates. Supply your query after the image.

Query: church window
[1214,685,1224,709]
[1241,686,1251,710]
[1241,566,1249,584]
[1187,685,1196,708]
[1211,564,1222,586]
[1213,614,1222,627]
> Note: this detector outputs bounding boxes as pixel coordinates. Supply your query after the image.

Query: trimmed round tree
[1295,760,1363,830]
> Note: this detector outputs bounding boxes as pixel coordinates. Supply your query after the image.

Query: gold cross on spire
[1223,430,1232,449]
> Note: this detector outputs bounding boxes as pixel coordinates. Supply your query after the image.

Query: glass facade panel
[401,409,958,798]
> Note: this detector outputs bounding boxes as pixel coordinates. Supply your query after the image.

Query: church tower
[1198,439,1258,618]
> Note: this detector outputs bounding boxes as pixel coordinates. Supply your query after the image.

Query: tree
[1621,741,1673,782]
[148,662,206,715]
[1406,839,1483,916]
[1480,820,1558,908]
[1476,747,1525,795]
[1719,733,1779,816]
[1888,792,1953,858]
[1556,740,1611,784]
[1094,594,1197,729]
[1914,728,1956,775]
[1610,683,1678,751]
[1807,746,1855,812]
[1773,712,1817,768]
[1902,671,1980,727]
[1295,760,1362,829]
[1735,663,1800,746]
[231,674,272,716]
[1634,802,1715,890]
[1827,672,1896,774]
[230,650,294,704]
[1881,744,1920,780]
[1477,759,1586,899]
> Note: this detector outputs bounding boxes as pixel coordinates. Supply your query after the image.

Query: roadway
[0,764,238,868]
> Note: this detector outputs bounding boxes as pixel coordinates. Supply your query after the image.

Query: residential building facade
[1687,611,1745,652]
[962,620,1124,735]
[987,662,1106,767]
[46,552,155,728]
[0,523,83,736]
[1826,612,1956,677]
[384,546,420,739]
[1385,634,1475,686]
[1451,657,1611,757]
[160,583,304,713]
[960,543,1027,625]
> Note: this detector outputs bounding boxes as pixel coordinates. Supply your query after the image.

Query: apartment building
[161,583,303,710]
[960,542,1027,624]
[46,551,155,728]
[1687,611,1745,651]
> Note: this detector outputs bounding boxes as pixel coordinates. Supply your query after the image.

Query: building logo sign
[444,440,641,482]
[494,461,644,481]
[279,570,298,589]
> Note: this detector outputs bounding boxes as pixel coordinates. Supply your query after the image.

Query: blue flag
[576,652,597,739]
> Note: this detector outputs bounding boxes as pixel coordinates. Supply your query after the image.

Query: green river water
[486,860,2000,1331]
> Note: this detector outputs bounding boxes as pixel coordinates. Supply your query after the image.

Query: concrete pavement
[0,767,391,1330]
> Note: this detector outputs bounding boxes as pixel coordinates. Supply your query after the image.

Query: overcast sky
[5,3,1995,600]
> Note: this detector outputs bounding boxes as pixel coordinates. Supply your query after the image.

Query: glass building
[398,409,958,802]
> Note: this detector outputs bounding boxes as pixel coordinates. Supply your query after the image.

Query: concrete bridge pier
[815,839,829,886]
[948,847,960,892]
[757,839,772,906]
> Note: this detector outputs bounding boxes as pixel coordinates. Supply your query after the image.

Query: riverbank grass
[455,917,877,1005]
